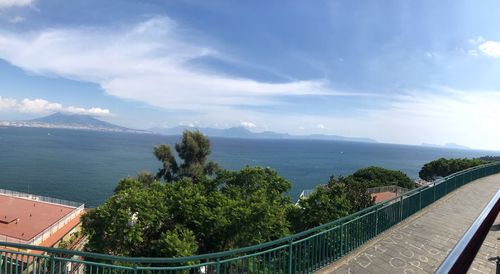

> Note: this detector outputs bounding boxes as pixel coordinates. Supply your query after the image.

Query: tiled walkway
[317,174,500,274]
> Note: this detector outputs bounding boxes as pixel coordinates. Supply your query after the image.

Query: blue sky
[1,0,500,150]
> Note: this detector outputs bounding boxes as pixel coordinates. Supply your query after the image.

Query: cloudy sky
[0,0,499,150]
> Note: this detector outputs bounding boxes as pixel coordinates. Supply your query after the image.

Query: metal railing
[366,185,409,195]
[1,163,499,274]
[437,189,500,274]
[0,189,83,208]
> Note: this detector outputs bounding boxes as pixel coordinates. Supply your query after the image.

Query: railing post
[288,239,293,274]
[399,196,404,221]
[216,258,221,274]
[340,223,344,256]
[50,253,55,274]
[433,182,436,202]
[419,188,422,210]
[375,207,379,235]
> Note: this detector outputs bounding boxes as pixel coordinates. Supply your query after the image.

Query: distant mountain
[421,142,470,150]
[1,112,143,133]
[150,126,377,143]
[31,112,125,129]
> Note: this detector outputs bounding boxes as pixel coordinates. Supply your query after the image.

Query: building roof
[371,191,398,203]
[0,194,75,242]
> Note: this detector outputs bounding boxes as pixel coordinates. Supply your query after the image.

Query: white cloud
[468,36,485,44]
[365,88,500,150]
[0,17,367,114]
[240,121,256,128]
[0,96,17,109]
[0,0,33,9]
[316,124,325,129]
[478,40,500,58]
[0,96,112,116]
[18,98,62,113]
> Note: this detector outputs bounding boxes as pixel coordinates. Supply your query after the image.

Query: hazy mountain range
[150,126,378,143]
[1,113,378,143]
[0,113,475,148]
[0,112,143,133]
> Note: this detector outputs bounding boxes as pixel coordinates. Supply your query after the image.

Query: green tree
[419,158,486,181]
[344,177,375,211]
[216,167,292,247]
[293,178,351,231]
[164,177,231,253]
[82,180,169,256]
[153,225,198,258]
[154,130,220,182]
[83,132,411,259]
[82,164,293,256]
[348,166,415,189]
[154,144,178,182]
[114,172,157,193]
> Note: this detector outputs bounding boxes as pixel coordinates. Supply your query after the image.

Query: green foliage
[293,178,351,231]
[83,131,415,259]
[216,167,292,247]
[419,158,486,181]
[82,180,168,256]
[344,177,375,211]
[165,177,231,253]
[155,130,220,182]
[154,144,178,182]
[153,226,198,258]
[348,166,415,189]
[82,164,292,257]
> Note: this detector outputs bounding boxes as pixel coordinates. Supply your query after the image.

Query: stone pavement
[316,173,500,274]
[468,213,499,274]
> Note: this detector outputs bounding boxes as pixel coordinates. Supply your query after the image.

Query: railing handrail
[0,162,498,265]
[0,188,83,208]
[27,204,85,245]
[436,189,500,274]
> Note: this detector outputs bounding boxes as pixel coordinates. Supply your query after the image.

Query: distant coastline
[1,112,378,143]
[0,121,148,134]
[0,112,146,134]
[0,113,482,150]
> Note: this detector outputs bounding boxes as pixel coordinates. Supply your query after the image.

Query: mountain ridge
[1,113,378,143]
[31,112,127,130]
[150,126,378,143]
[1,112,143,133]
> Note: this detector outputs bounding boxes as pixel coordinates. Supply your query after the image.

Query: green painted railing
[1,163,499,274]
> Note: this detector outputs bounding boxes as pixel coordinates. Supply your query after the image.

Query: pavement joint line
[315,176,499,274]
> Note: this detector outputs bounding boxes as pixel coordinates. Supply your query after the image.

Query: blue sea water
[0,127,497,207]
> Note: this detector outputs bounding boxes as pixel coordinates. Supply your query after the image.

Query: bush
[419,158,486,181]
[347,166,415,189]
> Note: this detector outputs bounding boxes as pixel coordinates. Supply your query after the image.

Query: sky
[0,0,500,150]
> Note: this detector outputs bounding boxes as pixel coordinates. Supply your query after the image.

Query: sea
[0,127,497,207]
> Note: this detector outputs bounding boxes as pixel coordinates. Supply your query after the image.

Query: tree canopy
[292,177,351,231]
[291,175,375,231]
[154,130,220,182]
[419,158,486,181]
[82,131,293,256]
[347,166,415,189]
[82,130,415,258]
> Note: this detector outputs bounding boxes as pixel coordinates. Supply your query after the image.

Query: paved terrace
[317,173,500,274]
